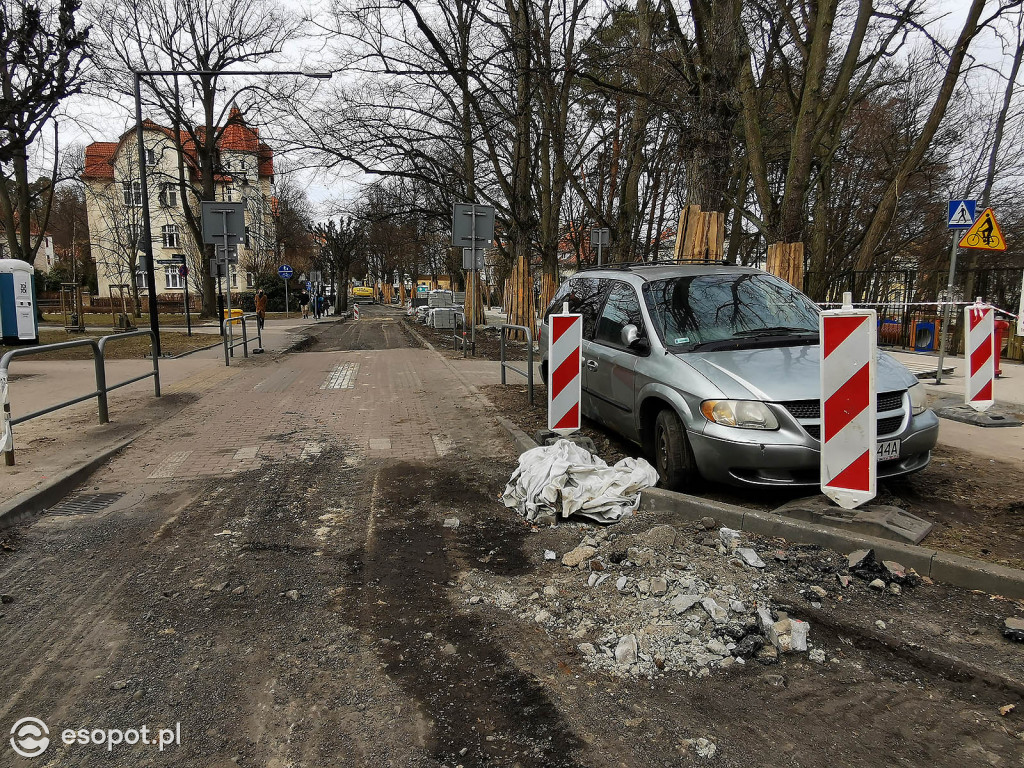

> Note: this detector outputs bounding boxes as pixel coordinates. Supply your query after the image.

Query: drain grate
[48,492,125,516]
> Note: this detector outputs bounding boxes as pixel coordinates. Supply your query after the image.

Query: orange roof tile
[82,142,117,179]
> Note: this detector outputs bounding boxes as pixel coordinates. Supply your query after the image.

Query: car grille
[782,390,906,442]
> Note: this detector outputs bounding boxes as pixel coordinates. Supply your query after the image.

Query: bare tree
[0,0,89,266]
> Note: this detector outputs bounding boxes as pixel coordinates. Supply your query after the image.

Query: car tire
[653,409,700,492]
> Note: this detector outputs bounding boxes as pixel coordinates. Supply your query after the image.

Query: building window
[230,265,238,288]
[244,226,251,248]
[246,271,256,289]
[123,181,142,206]
[162,225,179,248]
[223,185,234,202]
[160,184,177,207]
[136,270,148,290]
[165,267,183,289]
[145,148,156,165]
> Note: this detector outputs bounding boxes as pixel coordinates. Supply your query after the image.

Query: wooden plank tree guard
[464,271,487,326]
[505,252,535,341]
[539,272,558,316]
[765,242,805,289]
[673,205,725,262]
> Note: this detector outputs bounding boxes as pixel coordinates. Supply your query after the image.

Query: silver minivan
[538,265,939,491]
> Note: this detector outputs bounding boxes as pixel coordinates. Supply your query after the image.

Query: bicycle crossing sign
[958,207,1006,251]
[947,199,976,229]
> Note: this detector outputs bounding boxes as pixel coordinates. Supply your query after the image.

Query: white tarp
[502,439,659,523]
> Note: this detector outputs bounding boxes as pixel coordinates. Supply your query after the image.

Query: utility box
[0,259,38,345]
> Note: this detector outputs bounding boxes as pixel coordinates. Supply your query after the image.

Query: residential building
[81,107,276,300]
[0,230,55,272]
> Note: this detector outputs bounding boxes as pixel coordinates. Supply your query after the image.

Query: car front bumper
[688,410,940,487]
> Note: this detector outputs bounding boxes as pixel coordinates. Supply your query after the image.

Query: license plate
[877,439,901,462]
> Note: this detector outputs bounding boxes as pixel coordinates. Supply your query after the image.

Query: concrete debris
[882,560,906,582]
[562,546,597,568]
[466,521,832,679]
[808,649,826,664]
[809,586,827,599]
[443,517,460,529]
[699,517,717,530]
[283,590,301,602]
[735,548,766,568]
[764,673,786,687]
[875,620,887,630]
[888,583,902,596]
[999,704,1016,716]
[869,579,886,591]
[682,737,717,759]
[718,527,741,551]
[441,643,457,656]
[544,550,557,561]
[615,634,639,665]
[1003,617,1024,643]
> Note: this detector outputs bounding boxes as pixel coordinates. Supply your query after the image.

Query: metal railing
[453,310,471,358]
[1,329,160,466]
[498,324,535,405]
[222,313,263,365]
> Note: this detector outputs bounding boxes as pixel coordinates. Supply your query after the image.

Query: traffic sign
[452,203,495,248]
[201,201,245,245]
[590,228,610,247]
[179,266,188,278]
[306,281,312,291]
[416,285,427,293]
[947,200,976,229]
[278,265,294,279]
[958,207,1006,251]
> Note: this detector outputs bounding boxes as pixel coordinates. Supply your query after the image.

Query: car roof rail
[576,257,734,272]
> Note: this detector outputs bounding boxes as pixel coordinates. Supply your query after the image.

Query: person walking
[255,289,268,331]
[299,289,310,319]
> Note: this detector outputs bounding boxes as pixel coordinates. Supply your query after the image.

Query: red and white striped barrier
[820,294,877,510]
[966,300,995,412]
[354,304,360,321]
[547,311,582,435]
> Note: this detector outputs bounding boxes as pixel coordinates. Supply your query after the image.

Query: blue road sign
[278,264,294,279]
[948,200,977,229]
[305,281,312,291]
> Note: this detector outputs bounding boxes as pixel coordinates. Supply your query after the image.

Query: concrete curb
[0,437,135,531]
[639,487,1024,599]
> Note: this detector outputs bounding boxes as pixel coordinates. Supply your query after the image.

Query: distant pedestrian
[299,290,310,319]
[255,289,268,331]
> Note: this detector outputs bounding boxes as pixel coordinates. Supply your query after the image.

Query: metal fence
[805,267,1023,359]
[498,324,535,405]
[1,330,161,466]
[222,313,263,365]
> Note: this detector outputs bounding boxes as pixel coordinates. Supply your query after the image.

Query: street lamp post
[132,68,333,357]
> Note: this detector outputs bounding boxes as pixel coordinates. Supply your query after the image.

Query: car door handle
[585,360,598,370]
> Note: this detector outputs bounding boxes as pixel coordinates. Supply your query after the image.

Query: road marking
[148,450,193,479]
[431,434,454,456]
[321,362,359,390]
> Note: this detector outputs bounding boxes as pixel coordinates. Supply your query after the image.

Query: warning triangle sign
[959,208,1006,251]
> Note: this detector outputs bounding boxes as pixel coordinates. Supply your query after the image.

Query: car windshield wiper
[731,326,817,338]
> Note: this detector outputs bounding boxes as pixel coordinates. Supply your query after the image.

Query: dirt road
[2,307,1022,766]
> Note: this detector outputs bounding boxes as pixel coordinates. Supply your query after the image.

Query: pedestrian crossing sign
[947,200,976,229]
[958,208,1006,251]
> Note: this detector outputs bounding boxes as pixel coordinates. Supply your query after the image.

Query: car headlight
[700,400,779,430]
[908,383,927,416]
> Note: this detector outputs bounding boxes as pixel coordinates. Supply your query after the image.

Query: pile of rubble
[463,520,829,678]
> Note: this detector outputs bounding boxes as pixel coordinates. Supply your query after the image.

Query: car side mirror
[621,324,649,353]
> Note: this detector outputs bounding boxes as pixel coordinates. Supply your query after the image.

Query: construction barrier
[819,293,877,510]
[547,311,582,435]
[966,300,995,412]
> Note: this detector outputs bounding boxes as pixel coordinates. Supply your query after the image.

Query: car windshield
[642,273,820,351]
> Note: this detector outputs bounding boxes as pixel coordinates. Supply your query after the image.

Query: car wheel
[653,409,699,491]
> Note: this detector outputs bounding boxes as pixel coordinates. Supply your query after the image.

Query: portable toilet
[0,259,39,345]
